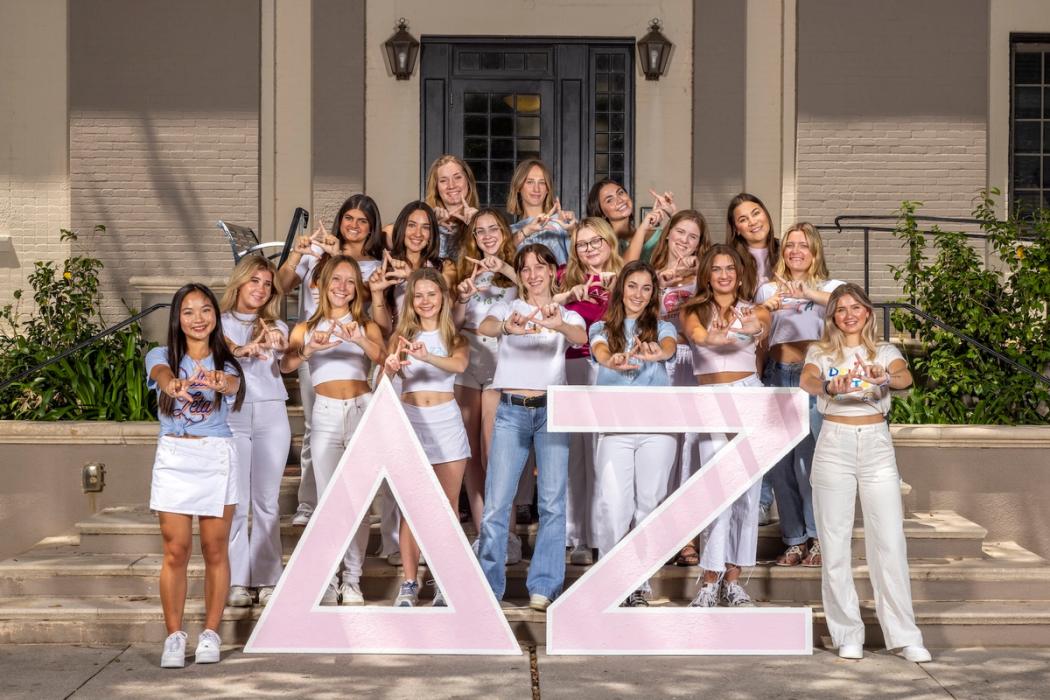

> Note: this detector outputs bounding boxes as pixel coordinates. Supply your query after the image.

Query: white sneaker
[838,643,863,660]
[529,593,552,612]
[195,629,222,664]
[339,581,364,606]
[720,581,755,607]
[225,585,252,607]
[470,538,480,558]
[395,580,419,607]
[386,551,402,566]
[569,544,593,566]
[901,645,932,663]
[689,582,719,608]
[758,504,773,526]
[291,505,312,526]
[257,586,274,607]
[160,630,187,669]
[506,533,523,565]
[320,584,339,606]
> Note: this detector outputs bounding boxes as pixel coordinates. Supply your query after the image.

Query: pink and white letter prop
[244,377,520,655]
[546,385,813,655]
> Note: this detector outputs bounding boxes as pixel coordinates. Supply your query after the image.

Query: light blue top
[511,216,571,265]
[589,318,677,386]
[146,347,239,438]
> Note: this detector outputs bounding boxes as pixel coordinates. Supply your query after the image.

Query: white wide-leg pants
[811,420,924,650]
[296,363,317,513]
[228,400,291,587]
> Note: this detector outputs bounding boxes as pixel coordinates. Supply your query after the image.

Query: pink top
[689,302,760,375]
[558,268,610,361]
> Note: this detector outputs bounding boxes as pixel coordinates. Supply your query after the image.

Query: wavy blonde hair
[393,267,463,356]
[506,158,555,217]
[561,217,623,290]
[813,282,880,362]
[220,255,284,334]
[423,155,479,210]
[772,221,829,287]
[305,256,367,332]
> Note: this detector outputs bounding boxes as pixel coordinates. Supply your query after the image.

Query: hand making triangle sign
[545,385,813,655]
[244,377,520,655]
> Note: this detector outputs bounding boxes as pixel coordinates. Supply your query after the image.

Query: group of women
[146,155,930,668]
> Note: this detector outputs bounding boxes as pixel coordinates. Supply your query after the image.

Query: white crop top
[659,281,695,336]
[755,279,844,347]
[806,342,904,417]
[400,329,458,394]
[689,303,760,375]
[486,299,586,391]
[461,272,518,330]
[222,312,290,403]
[305,314,372,386]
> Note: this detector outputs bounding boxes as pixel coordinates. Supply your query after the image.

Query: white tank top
[689,302,759,375]
[306,314,371,385]
[221,311,289,403]
[400,329,457,394]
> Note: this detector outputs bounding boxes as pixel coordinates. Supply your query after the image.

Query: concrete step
[1,542,1046,603]
[73,506,988,562]
[0,594,1046,648]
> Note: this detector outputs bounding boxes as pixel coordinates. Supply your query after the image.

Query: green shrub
[0,226,157,420]
[889,191,1050,424]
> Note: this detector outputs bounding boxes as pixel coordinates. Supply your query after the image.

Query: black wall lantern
[637,18,672,81]
[384,18,419,80]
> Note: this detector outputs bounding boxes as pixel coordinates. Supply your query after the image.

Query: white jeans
[565,357,597,547]
[812,420,924,649]
[296,363,317,512]
[311,393,373,586]
[594,432,678,561]
[227,400,291,587]
[696,374,764,573]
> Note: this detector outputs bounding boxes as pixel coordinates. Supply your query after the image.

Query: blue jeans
[763,360,822,545]
[479,399,569,600]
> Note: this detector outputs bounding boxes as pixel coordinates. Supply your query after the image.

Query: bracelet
[500,319,509,336]
[372,303,386,310]
[822,380,832,396]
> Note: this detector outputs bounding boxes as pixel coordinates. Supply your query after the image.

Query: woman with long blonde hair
[384,268,471,606]
[280,256,384,606]
[755,222,845,566]
[680,244,770,608]
[553,217,623,566]
[506,158,577,264]
[219,256,290,611]
[423,154,480,258]
[799,283,930,663]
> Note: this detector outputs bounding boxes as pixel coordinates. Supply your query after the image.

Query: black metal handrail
[0,303,171,394]
[874,301,1050,387]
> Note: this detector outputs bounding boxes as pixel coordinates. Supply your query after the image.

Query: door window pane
[1011,43,1050,215]
[460,92,544,207]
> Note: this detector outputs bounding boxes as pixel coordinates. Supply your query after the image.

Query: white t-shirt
[485,299,586,391]
[221,312,290,403]
[805,342,905,417]
[755,279,845,347]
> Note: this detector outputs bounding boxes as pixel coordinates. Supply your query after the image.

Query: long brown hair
[507,159,555,217]
[219,255,284,336]
[305,256,366,332]
[725,193,779,295]
[681,244,752,328]
[455,208,516,289]
[392,268,462,356]
[601,261,660,355]
[649,209,711,276]
[813,282,880,362]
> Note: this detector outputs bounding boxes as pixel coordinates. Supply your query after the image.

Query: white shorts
[403,400,471,464]
[454,332,499,390]
[150,435,238,517]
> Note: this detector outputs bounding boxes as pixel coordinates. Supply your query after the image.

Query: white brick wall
[796,117,987,300]
[69,113,258,319]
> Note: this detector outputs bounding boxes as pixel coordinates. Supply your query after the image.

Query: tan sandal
[675,544,700,567]
[776,543,807,567]
[801,539,822,567]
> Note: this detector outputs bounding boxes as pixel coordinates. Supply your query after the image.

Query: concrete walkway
[3,644,1048,699]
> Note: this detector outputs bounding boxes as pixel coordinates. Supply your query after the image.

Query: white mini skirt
[403,400,471,465]
[150,435,238,517]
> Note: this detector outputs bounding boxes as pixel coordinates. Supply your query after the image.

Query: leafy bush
[889,191,1050,424]
[0,226,157,420]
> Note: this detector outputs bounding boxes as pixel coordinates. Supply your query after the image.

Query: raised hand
[629,336,665,362]
[852,352,888,386]
[457,262,482,302]
[292,234,315,257]
[384,339,410,375]
[164,376,194,402]
[191,360,230,394]
[606,352,641,372]
[303,327,340,358]
[733,305,763,336]
[260,322,288,353]
[706,315,733,346]
[399,335,429,361]
[649,189,677,217]
[826,372,854,396]
[533,304,564,331]
[504,310,537,335]
[311,221,340,257]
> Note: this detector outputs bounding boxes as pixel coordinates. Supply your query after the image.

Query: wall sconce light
[384,18,420,80]
[637,18,672,81]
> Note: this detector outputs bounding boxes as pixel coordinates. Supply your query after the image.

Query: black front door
[420,38,634,217]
